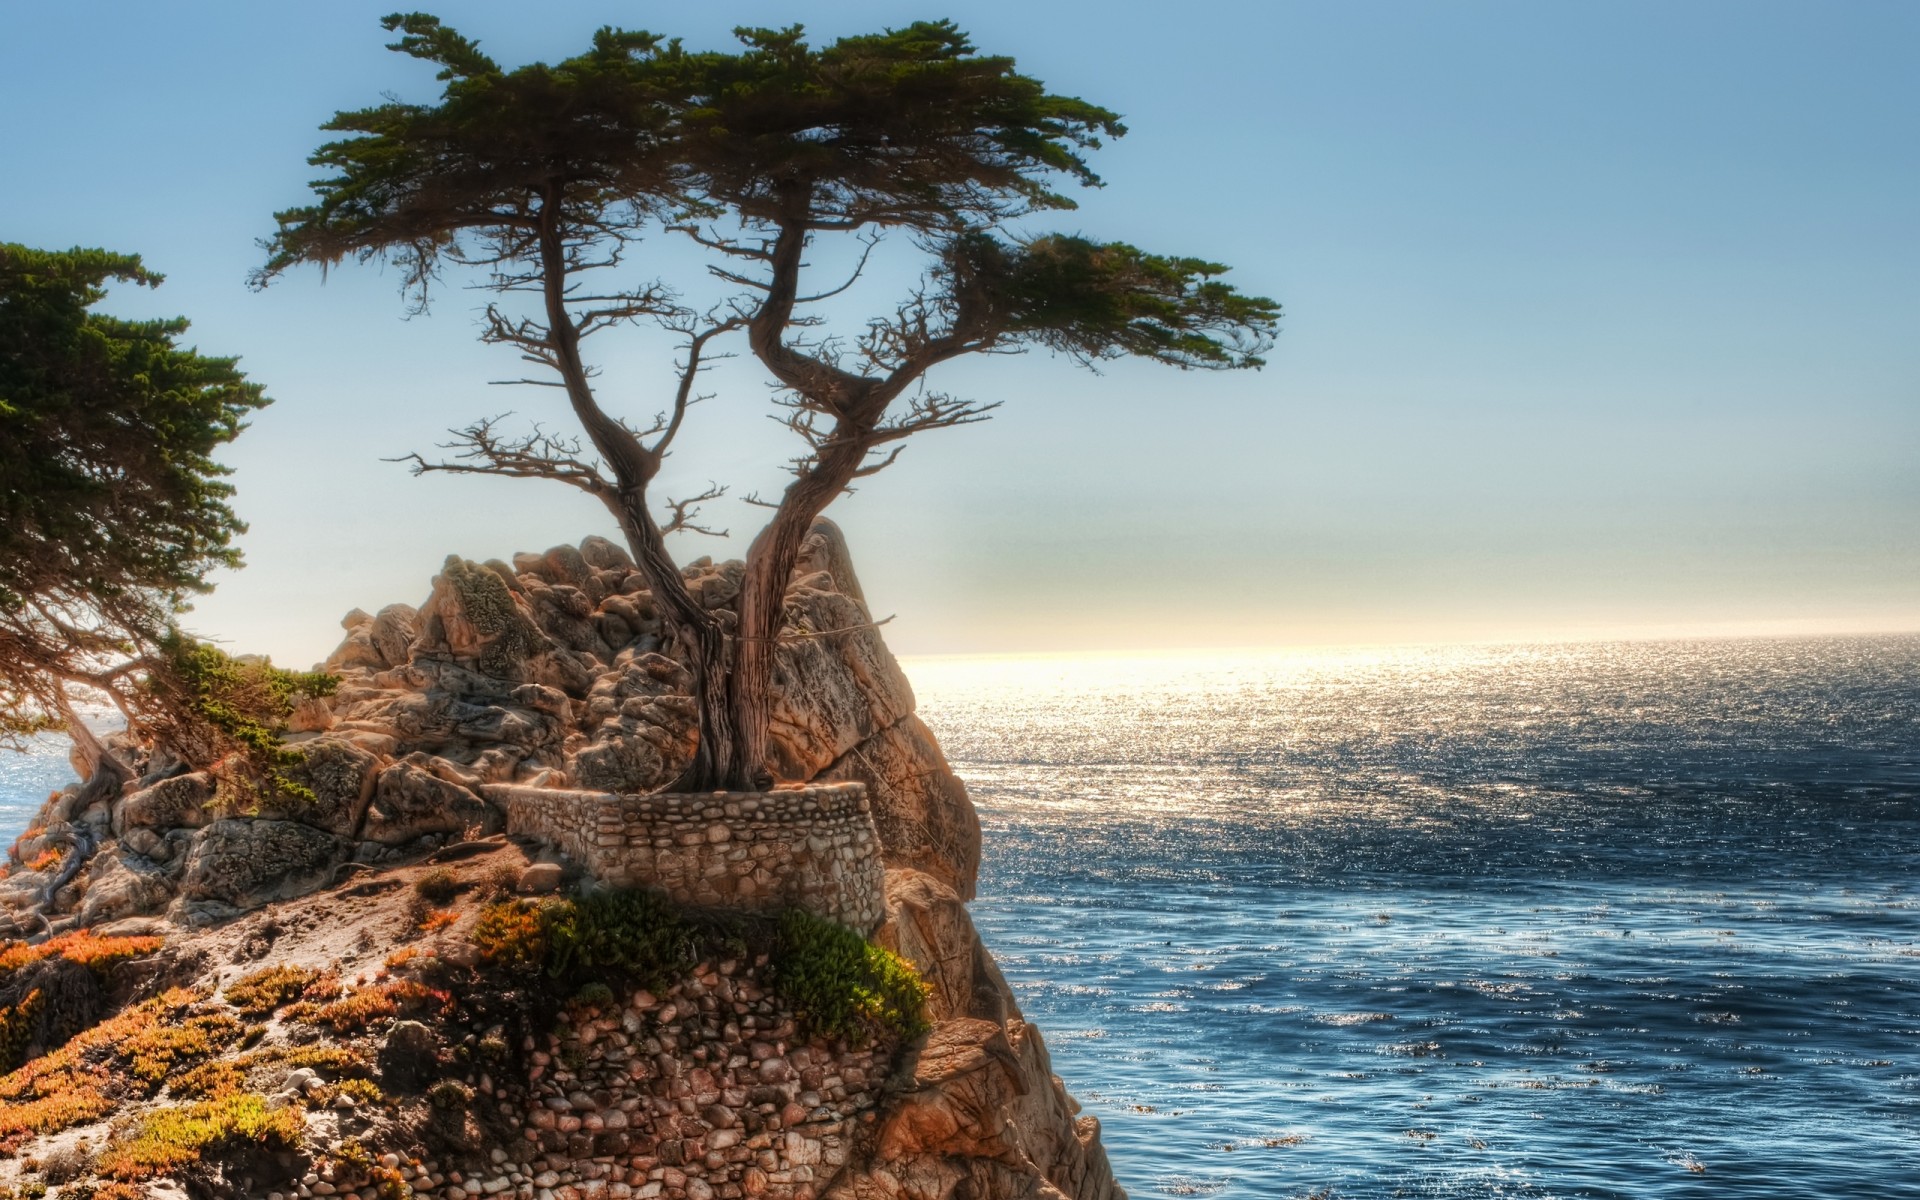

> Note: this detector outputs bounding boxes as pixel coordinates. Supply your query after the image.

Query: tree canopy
[0,244,269,761]
[260,14,1280,790]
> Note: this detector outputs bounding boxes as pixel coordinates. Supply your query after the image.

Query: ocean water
[3,636,1917,1197]
[0,734,72,843]
[910,636,1920,1200]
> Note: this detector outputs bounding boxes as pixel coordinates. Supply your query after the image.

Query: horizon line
[897,621,1920,665]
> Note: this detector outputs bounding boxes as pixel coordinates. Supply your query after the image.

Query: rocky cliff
[0,525,1124,1200]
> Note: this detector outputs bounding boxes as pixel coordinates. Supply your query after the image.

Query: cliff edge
[0,524,1124,1200]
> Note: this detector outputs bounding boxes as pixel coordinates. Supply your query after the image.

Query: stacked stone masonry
[486,783,886,932]
[264,961,891,1200]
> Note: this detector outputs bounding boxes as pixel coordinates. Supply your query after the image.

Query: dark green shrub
[541,889,696,990]
[467,889,929,1046]
[768,909,930,1045]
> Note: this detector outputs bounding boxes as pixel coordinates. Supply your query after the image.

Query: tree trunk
[726,450,866,789]
[606,491,734,793]
[533,196,733,793]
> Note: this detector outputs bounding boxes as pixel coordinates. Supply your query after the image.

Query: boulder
[324,608,387,672]
[262,736,379,836]
[179,819,350,909]
[413,556,550,681]
[525,583,612,659]
[76,851,175,926]
[511,551,549,579]
[766,587,916,780]
[518,861,563,894]
[379,1019,441,1090]
[541,543,594,589]
[579,535,634,572]
[117,771,217,833]
[367,603,420,668]
[361,761,501,846]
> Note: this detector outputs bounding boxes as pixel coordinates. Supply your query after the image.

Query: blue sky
[3,1,1915,663]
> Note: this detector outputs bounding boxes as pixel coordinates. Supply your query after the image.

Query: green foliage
[469,888,927,1045]
[474,890,696,990]
[152,634,336,800]
[675,19,1123,225]
[768,909,930,1045]
[0,244,270,750]
[946,233,1281,370]
[540,888,697,989]
[255,12,686,303]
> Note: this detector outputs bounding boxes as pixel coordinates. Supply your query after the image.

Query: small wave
[1312,1011,1395,1025]
[1154,1177,1229,1197]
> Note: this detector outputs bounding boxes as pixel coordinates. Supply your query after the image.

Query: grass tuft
[223,964,321,1017]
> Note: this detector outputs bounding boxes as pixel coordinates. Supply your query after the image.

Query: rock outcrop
[0,522,1115,1200]
[0,520,977,934]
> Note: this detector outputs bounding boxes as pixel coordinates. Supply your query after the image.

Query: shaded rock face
[820,716,980,902]
[835,869,1125,1200]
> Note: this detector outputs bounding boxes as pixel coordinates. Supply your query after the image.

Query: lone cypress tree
[255,15,750,788]
[260,14,1279,791]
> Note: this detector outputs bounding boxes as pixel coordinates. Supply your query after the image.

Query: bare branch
[390,415,614,497]
[849,446,905,478]
[707,264,773,292]
[668,224,774,261]
[655,315,750,455]
[659,482,730,538]
[869,393,1002,444]
[794,231,882,305]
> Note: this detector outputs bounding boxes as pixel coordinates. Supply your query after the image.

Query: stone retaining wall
[482,782,885,931]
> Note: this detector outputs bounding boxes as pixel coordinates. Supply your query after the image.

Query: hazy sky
[3,1,1915,665]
